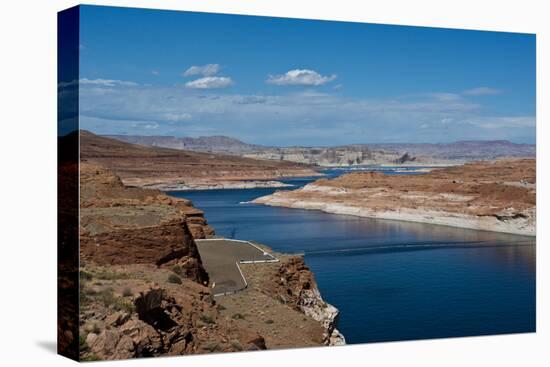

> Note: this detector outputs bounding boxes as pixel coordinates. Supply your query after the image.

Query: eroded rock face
[263,257,346,346]
[255,159,536,236]
[83,287,267,360]
[79,162,212,283]
[80,131,320,189]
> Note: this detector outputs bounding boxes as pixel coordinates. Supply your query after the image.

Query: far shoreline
[252,195,536,237]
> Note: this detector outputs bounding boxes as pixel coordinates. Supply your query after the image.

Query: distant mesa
[80,131,319,190]
[105,133,535,167]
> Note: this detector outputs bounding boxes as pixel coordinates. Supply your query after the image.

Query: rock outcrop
[262,257,345,345]
[79,162,213,283]
[80,131,320,189]
[254,159,536,236]
[81,281,267,361]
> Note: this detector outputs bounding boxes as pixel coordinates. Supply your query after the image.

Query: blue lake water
[168,168,536,344]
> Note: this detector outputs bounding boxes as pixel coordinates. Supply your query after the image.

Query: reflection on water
[169,177,535,344]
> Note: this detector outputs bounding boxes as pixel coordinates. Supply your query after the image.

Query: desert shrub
[231,313,245,320]
[201,341,221,352]
[171,265,183,275]
[122,287,133,297]
[81,354,102,361]
[79,334,89,352]
[79,285,98,307]
[80,271,93,282]
[115,299,135,313]
[98,288,116,307]
[167,274,182,284]
[264,319,274,324]
[97,287,134,312]
[200,313,216,324]
[229,340,243,351]
[94,270,130,281]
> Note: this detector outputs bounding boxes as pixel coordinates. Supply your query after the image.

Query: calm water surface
[168,168,536,344]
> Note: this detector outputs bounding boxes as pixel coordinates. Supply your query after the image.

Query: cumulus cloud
[267,69,337,86]
[185,76,233,89]
[463,87,502,96]
[183,64,220,77]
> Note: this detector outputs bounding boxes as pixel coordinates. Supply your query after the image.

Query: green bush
[200,313,216,324]
[81,354,102,361]
[167,274,182,284]
[171,265,183,275]
[79,334,89,352]
[201,341,221,352]
[229,340,243,351]
[97,287,134,312]
[122,287,133,297]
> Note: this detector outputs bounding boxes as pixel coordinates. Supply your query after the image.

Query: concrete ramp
[195,239,278,296]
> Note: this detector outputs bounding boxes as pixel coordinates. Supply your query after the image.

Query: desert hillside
[78,162,343,360]
[80,131,320,190]
[108,134,535,167]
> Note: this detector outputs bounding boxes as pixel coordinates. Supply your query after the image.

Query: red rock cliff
[79,162,213,283]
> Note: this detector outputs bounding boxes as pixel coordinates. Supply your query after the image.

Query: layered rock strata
[254,159,536,236]
[80,162,213,283]
[264,257,346,345]
[80,131,320,190]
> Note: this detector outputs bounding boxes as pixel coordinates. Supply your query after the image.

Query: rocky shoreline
[253,194,535,236]
[78,162,344,360]
[253,159,536,236]
[140,180,294,191]
[248,253,346,346]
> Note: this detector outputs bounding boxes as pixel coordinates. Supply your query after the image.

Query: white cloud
[58,78,139,89]
[463,87,502,96]
[183,64,220,77]
[466,116,535,129]
[267,69,337,86]
[430,93,462,102]
[77,79,534,145]
[162,112,192,122]
[185,76,233,89]
[79,78,139,87]
[141,122,159,129]
[151,70,160,75]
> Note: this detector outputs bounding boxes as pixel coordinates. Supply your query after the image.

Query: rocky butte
[253,159,536,236]
[78,162,344,361]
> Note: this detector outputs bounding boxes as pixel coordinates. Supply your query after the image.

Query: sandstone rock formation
[80,279,267,360]
[80,162,213,283]
[261,257,345,345]
[254,159,536,236]
[80,131,320,189]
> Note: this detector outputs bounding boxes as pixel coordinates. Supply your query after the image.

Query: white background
[0,0,547,365]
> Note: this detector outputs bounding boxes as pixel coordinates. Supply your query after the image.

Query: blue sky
[75,5,536,146]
